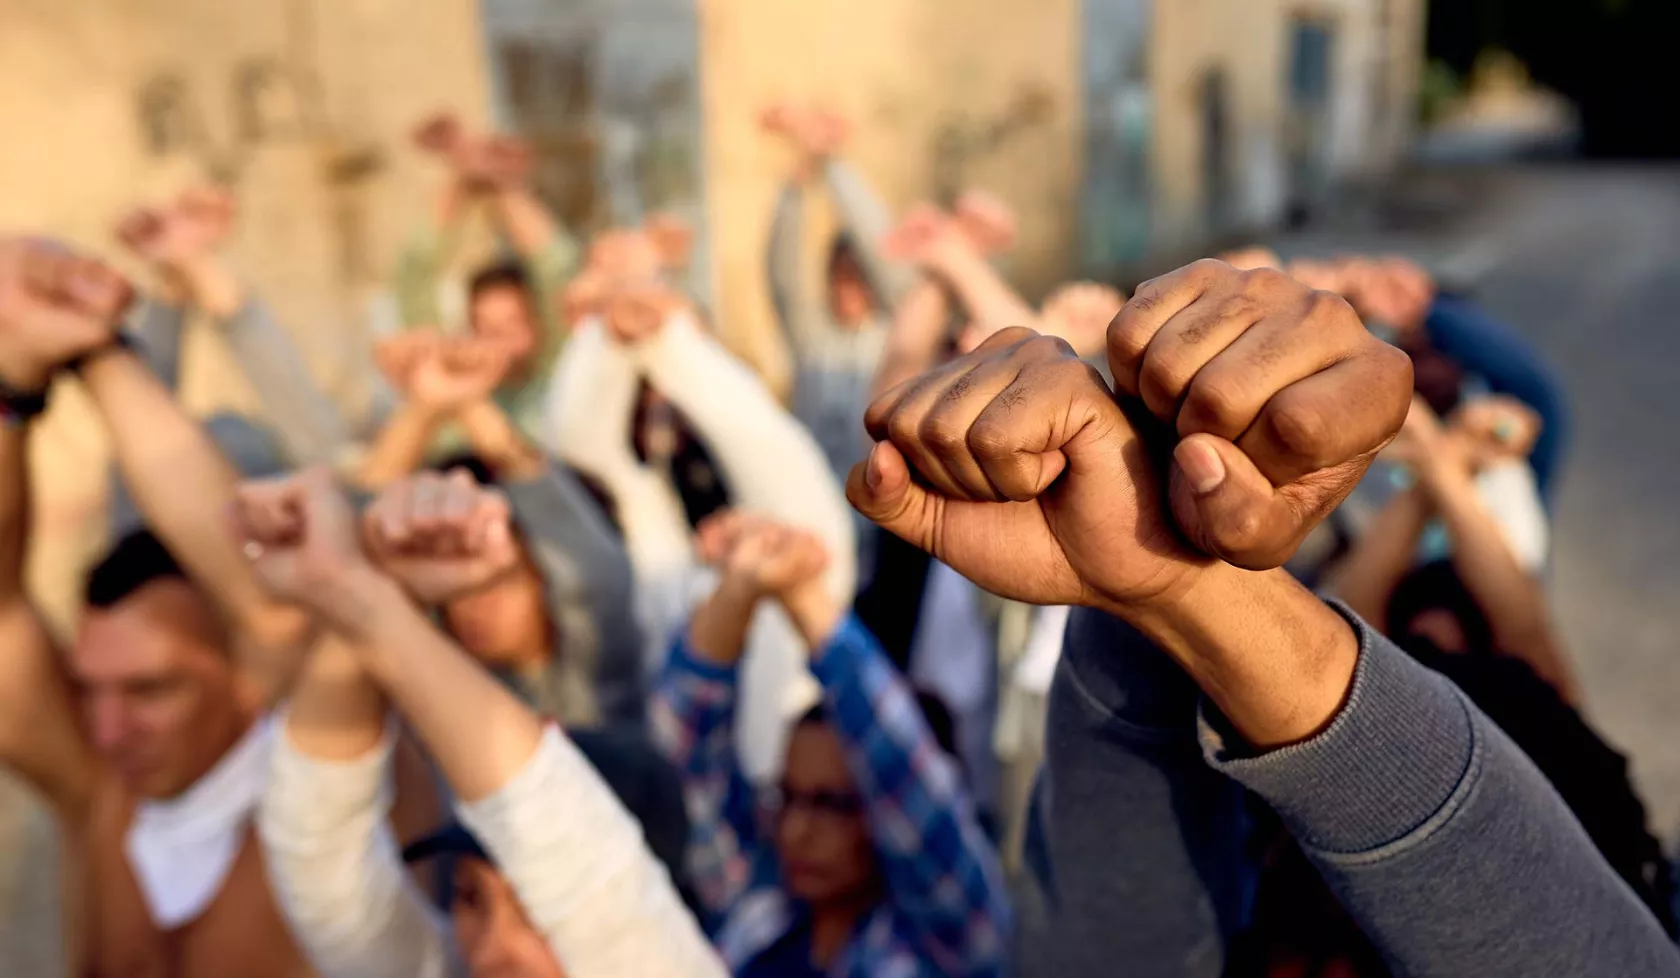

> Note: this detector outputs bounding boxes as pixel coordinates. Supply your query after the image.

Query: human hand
[1336,256,1436,334]
[696,510,831,598]
[881,204,972,271]
[413,111,464,155]
[229,466,370,617]
[373,332,441,393]
[602,280,687,345]
[641,213,693,269]
[405,336,515,410]
[1384,395,1473,488]
[1450,395,1541,464]
[847,260,1411,616]
[362,468,522,605]
[483,134,535,189]
[953,191,1018,255]
[0,238,132,390]
[1038,281,1124,357]
[174,186,238,250]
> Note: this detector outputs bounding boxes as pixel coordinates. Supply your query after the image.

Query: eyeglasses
[765,783,865,820]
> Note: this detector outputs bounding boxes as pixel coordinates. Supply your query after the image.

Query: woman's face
[774,721,879,906]
[452,858,567,978]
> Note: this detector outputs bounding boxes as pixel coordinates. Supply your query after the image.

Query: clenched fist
[0,238,133,390]
[230,466,366,613]
[696,510,831,597]
[362,469,521,605]
[847,259,1412,613]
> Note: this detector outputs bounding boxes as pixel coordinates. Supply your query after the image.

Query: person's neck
[808,887,880,967]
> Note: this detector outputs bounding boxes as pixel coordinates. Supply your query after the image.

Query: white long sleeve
[544,320,701,673]
[457,726,727,978]
[633,315,856,604]
[258,728,455,978]
[635,316,852,779]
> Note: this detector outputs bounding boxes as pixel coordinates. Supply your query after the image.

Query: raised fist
[697,510,831,597]
[1336,256,1436,334]
[230,466,365,610]
[483,134,535,189]
[406,335,514,409]
[602,281,686,346]
[1038,281,1124,357]
[174,185,239,249]
[1450,394,1541,464]
[362,468,521,605]
[953,191,1018,256]
[880,204,969,269]
[413,111,464,155]
[0,238,132,389]
[847,259,1412,613]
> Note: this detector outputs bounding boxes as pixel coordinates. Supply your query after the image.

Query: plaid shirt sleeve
[648,635,767,931]
[812,614,1012,977]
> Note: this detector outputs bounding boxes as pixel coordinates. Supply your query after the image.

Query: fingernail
[865,444,884,490]
[1179,440,1226,494]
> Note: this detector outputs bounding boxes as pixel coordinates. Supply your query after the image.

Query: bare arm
[1423,457,1580,702]
[78,350,313,697]
[456,398,545,481]
[1325,487,1431,629]
[928,243,1037,337]
[488,186,570,264]
[0,422,98,818]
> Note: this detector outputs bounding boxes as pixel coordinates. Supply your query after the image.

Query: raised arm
[846,259,1677,974]
[823,158,916,310]
[883,204,1037,338]
[1324,485,1431,628]
[395,112,482,330]
[258,631,453,978]
[231,468,726,977]
[629,308,856,603]
[869,278,953,401]
[357,335,512,487]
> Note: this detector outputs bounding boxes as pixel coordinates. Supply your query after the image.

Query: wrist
[1105,563,1359,749]
[780,580,843,652]
[312,562,408,642]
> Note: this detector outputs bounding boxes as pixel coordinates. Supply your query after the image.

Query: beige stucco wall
[696,0,1083,397]
[0,0,492,633]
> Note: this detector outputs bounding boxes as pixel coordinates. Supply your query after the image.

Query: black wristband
[0,386,49,429]
[66,332,137,375]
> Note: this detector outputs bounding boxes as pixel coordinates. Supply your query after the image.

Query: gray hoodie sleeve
[503,463,646,727]
[217,297,353,467]
[1028,607,1250,977]
[1203,605,1680,977]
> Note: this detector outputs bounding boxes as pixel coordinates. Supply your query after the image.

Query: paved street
[1288,163,1680,842]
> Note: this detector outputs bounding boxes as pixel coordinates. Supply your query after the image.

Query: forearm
[685,579,762,666]
[930,248,1036,336]
[870,278,952,400]
[457,399,544,481]
[173,253,244,320]
[327,567,545,803]
[766,182,808,338]
[357,402,445,488]
[79,350,310,652]
[215,296,353,467]
[489,187,563,260]
[1205,607,1676,975]
[1428,468,1578,699]
[1325,487,1430,627]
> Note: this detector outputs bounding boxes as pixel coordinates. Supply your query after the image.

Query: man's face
[470,284,539,365]
[442,563,549,667]
[774,721,878,906]
[452,858,566,978]
[72,581,248,799]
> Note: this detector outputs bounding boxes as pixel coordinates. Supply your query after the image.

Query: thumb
[1169,433,1314,571]
[845,441,941,553]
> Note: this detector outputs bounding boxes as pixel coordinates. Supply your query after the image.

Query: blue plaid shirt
[650,614,1010,977]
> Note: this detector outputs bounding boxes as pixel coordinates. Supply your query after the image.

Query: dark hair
[84,530,189,609]
[797,687,961,765]
[431,451,497,486]
[467,259,532,302]
[1385,560,1494,655]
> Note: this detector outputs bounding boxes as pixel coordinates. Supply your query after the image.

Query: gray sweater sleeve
[1204,605,1680,977]
[503,464,646,727]
[766,181,816,353]
[127,298,188,391]
[823,158,916,310]
[217,297,353,467]
[1029,607,1250,977]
